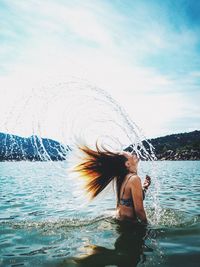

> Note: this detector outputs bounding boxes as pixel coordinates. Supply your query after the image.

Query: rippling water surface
[0,161,200,267]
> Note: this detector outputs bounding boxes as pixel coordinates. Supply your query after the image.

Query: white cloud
[1,0,199,139]
[0,40,186,139]
[5,0,113,46]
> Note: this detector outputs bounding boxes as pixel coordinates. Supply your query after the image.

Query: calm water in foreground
[0,161,200,267]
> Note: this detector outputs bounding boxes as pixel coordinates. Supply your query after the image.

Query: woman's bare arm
[130,176,148,224]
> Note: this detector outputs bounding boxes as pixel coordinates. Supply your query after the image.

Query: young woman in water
[74,145,151,224]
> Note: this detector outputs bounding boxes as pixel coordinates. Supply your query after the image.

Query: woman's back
[117,174,138,221]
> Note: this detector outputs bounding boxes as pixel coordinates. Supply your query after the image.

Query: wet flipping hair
[74,145,128,202]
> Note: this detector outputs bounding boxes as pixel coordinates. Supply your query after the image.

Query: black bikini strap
[121,174,134,199]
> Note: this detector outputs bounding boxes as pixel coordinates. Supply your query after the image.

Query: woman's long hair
[74,144,128,201]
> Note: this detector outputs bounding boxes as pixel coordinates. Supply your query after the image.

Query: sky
[0,0,200,139]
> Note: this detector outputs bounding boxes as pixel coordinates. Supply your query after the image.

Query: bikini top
[118,175,134,208]
[118,174,146,207]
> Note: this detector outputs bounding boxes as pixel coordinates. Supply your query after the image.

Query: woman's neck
[129,169,137,175]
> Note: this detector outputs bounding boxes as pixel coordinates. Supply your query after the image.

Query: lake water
[0,160,200,267]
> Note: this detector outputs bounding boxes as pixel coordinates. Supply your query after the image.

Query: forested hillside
[149,130,200,160]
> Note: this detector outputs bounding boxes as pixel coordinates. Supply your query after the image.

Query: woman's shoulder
[129,174,141,185]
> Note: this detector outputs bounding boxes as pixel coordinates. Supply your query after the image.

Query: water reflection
[61,221,152,267]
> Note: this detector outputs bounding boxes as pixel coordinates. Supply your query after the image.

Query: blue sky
[0,0,199,139]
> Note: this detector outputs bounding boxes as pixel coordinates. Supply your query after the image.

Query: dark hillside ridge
[148,130,200,160]
[0,133,71,161]
[0,130,199,161]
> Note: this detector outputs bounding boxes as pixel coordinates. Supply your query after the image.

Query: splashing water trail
[1,114,199,267]
[1,78,161,222]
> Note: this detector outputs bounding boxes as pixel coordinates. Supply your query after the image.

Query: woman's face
[123,151,139,172]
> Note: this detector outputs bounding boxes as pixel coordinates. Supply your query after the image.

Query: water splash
[1,78,160,220]
[1,215,112,231]
[1,79,155,155]
[1,208,199,231]
[147,208,200,228]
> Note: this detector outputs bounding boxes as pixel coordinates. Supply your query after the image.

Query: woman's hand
[143,175,151,190]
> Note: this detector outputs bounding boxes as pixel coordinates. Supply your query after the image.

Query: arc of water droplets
[86,83,161,224]
[1,78,161,223]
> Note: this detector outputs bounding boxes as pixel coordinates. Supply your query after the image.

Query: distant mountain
[148,130,200,160]
[0,130,199,161]
[0,133,71,161]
